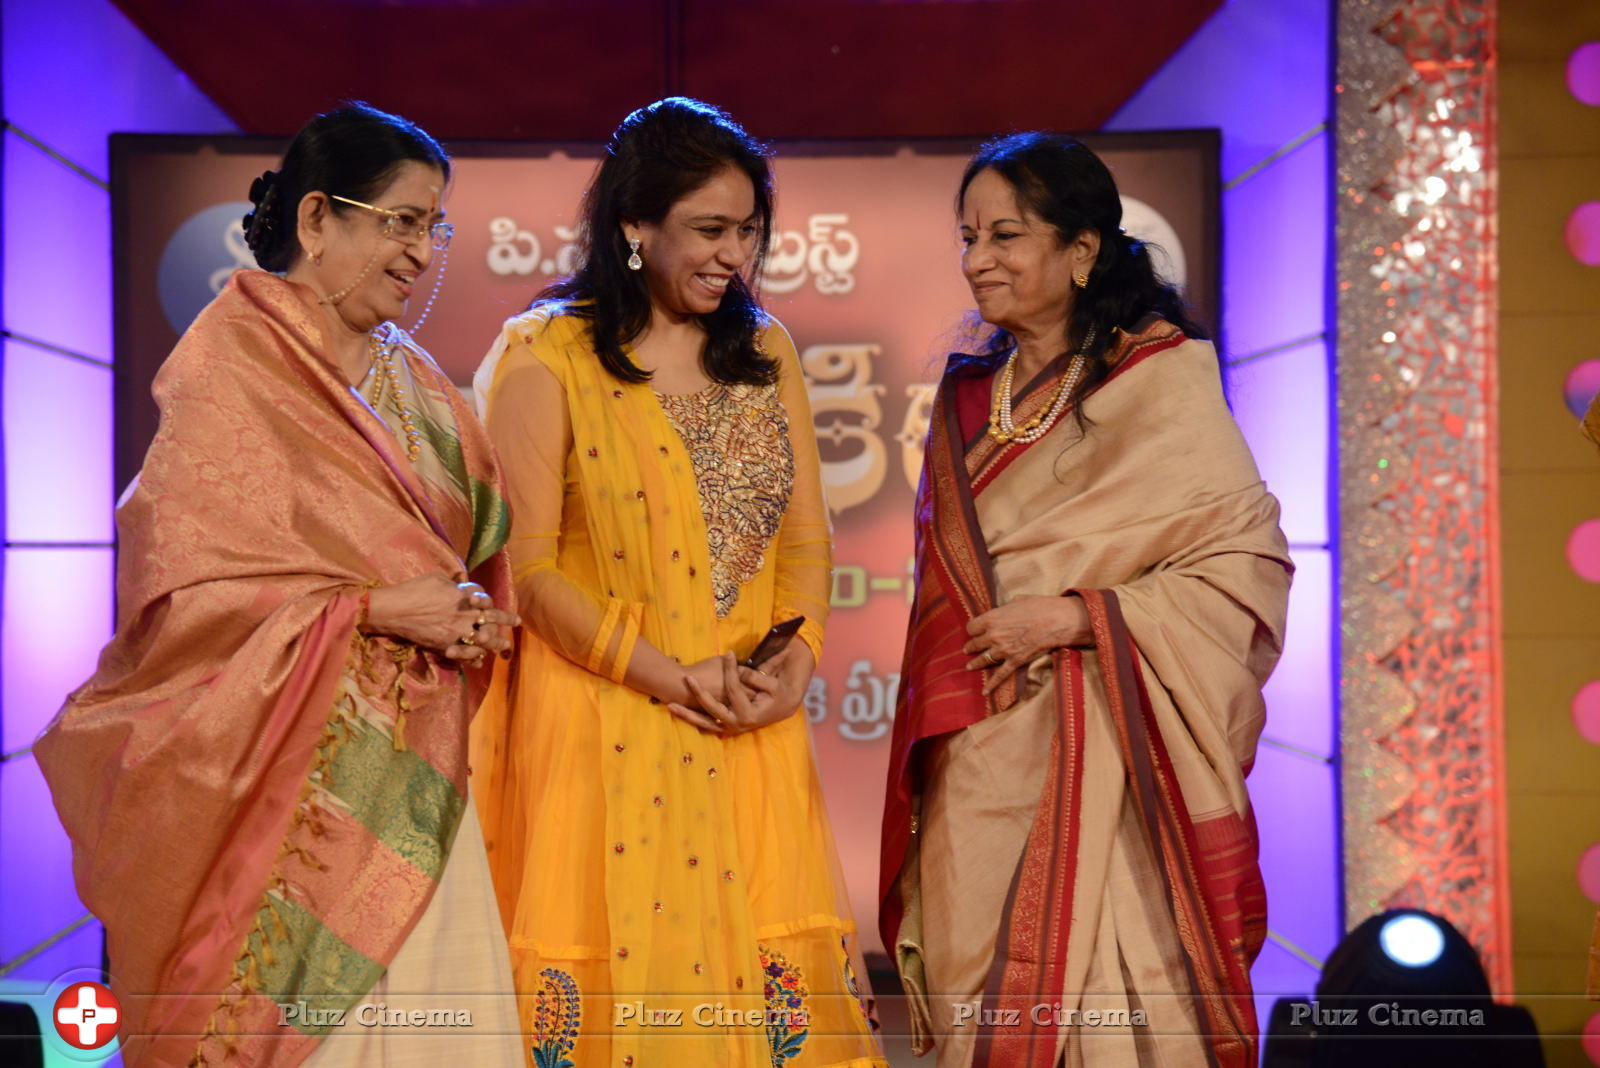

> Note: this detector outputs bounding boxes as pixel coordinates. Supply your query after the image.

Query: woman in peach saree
[470,98,885,1067]
[35,105,522,1067]
[880,133,1294,1068]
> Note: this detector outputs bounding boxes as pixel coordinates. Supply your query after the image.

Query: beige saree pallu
[881,320,1293,1068]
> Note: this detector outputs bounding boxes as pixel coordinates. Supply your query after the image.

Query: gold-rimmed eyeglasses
[330,194,454,250]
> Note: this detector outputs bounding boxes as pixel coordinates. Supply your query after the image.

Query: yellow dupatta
[470,304,884,1067]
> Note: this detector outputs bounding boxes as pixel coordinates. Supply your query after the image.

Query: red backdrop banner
[114,133,1218,951]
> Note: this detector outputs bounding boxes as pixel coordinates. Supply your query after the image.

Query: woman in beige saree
[35,105,523,1066]
[880,133,1294,1068]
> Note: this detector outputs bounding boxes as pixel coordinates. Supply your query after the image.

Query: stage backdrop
[112,133,1218,953]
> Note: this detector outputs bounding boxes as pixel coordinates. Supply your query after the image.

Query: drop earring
[627,239,643,271]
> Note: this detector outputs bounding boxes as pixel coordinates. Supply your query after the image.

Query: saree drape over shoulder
[470,305,885,1068]
[34,270,516,1067]
[880,320,1293,1068]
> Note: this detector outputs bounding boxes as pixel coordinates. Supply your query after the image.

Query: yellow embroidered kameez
[471,305,885,1067]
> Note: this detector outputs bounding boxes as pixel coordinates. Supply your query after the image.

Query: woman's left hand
[964,594,1090,695]
[736,643,811,728]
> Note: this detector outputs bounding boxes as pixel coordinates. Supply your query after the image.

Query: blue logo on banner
[157,201,256,334]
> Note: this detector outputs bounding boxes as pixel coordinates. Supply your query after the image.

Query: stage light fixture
[1261,908,1544,1068]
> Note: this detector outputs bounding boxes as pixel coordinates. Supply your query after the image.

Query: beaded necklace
[987,326,1097,445]
[366,331,422,462]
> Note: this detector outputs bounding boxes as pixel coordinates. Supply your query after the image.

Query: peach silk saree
[880,319,1293,1068]
[34,270,511,1066]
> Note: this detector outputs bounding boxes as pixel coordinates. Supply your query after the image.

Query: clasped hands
[361,571,519,663]
[666,644,810,736]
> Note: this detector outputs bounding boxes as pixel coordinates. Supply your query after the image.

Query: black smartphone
[740,616,805,670]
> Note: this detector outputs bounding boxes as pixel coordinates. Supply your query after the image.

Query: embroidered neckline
[656,383,794,617]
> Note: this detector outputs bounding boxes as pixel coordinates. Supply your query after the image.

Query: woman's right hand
[670,653,797,736]
[663,654,758,733]
[363,573,519,661]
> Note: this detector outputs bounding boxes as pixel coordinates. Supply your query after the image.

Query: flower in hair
[242,169,281,251]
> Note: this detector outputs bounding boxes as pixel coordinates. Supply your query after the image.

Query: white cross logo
[53,982,120,1049]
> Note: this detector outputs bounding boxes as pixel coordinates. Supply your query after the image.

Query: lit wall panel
[1249,743,1342,964]
[1,131,111,360]
[1263,549,1335,760]
[1,548,115,755]
[1230,340,1331,546]
[3,344,113,544]
[0,755,85,965]
[1220,133,1330,359]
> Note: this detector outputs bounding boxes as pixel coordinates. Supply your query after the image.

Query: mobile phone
[740,616,806,670]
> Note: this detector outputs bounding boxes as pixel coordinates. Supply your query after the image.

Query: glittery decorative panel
[1336,0,1507,987]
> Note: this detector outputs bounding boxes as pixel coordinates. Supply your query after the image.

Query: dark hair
[242,102,450,272]
[540,97,777,386]
[949,132,1207,413]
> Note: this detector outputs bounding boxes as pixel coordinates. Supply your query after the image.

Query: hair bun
[242,169,281,255]
[247,169,279,207]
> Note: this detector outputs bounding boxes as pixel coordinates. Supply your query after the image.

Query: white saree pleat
[304,797,523,1067]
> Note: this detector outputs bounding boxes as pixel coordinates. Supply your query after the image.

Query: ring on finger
[460,632,477,646]
[475,612,487,628]
[985,649,1000,666]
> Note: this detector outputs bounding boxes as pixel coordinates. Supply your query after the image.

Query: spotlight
[1377,913,1445,968]
[1261,908,1544,1068]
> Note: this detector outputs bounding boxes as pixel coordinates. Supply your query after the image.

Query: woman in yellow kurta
[470,97,885,1068]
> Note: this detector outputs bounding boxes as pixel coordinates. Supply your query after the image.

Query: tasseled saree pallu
[880,320,1293,1068]
[35,270,511,1066]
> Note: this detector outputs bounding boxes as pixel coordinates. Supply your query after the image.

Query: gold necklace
[987,326,1096,445]
[367,332,422,462]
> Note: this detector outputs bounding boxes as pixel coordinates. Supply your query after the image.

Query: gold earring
[1072,271,1088,289]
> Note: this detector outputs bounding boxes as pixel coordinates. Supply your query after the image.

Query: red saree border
[1073,587,1259,1068]
[968,588,1262,1068]
[972,649,1085,1068]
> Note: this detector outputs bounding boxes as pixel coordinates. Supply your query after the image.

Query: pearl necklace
[987,326,1096,445]
[367,332,422,462]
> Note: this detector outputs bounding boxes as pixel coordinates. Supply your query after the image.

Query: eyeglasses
[330,194,454,250]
